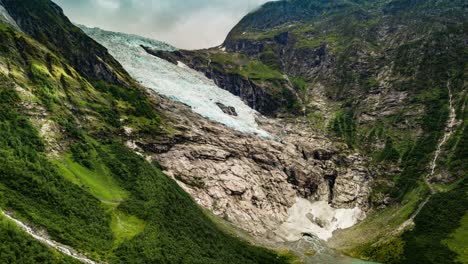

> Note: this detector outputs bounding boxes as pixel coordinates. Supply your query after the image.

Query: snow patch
[275,198,364,241]
[176,61,189,69]
[80,26,269,138]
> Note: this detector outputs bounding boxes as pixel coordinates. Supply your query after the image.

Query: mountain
[0,0,466,263]
[80,25,378,263]
[1,0,129,85]
[152,0,468,263]
[0,1,297,263]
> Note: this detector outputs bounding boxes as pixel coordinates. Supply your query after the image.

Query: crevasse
[80,26,269,138]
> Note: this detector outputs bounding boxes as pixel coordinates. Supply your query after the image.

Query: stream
[284,236,379,264]
[397,81,457,232]
[1,210,98,264]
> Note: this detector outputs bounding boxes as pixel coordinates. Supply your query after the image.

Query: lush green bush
[358,237,406,264]
[70,142,95,169]
[377,137,400,162]
[331,108,357,147]
[93,81,159,119]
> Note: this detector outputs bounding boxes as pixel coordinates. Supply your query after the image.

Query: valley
[0,0,466,264]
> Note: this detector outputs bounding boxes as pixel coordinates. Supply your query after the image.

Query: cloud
[54,0,270,49]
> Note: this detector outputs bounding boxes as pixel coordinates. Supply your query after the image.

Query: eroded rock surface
[129,92,373,238]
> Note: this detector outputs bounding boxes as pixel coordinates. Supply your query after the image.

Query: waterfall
[397,81,457,231]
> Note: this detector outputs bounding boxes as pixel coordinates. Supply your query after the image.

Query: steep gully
[396,82,457,233]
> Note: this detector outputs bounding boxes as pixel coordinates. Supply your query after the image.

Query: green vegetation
[343,180,468,264]
[210,52,285,81]
[330,184,427,259]
[54,154,128,204]
[377,137,400,162]
[240,60,285,81]
[331,108,357,147]
[208,51,303,114]
[358,237,406,264]
[0,214,80,264]
[110,210,146,249]
[2,0,129,83]
[445,213,468,263]
[401,179,468,263]
[0,81,114,259]
[259,49,280,70]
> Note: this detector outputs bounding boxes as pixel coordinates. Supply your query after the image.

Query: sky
[54,0,271,49]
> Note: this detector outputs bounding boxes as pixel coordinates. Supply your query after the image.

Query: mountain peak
[1,0,130,85]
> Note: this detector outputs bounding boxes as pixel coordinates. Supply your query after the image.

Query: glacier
[80,26,269,137]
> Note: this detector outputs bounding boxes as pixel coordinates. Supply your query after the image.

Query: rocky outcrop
[216,102,238,116]
[127,91,373,237]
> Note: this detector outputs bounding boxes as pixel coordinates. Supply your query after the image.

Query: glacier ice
[80,26,269,137]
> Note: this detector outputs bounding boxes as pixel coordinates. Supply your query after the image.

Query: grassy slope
[329,184,428,258]
[0,20,289,264]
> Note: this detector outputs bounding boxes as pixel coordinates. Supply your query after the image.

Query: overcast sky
[54,0,270,49]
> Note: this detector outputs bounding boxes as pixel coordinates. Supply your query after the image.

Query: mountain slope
[0,1,291,263]
[1,0,130,85]
[0,213,81,263]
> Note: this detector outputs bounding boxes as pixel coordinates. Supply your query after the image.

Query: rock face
[216,102,238,116]
[129,91,372,237]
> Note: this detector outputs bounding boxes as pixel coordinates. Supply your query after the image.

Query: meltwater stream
[1,210,98,264]
[80,26,269,138]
